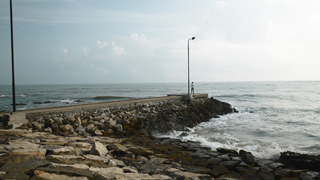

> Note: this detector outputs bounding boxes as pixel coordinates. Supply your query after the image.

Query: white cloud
[96,40,109,49]
[216,1,228,7]
[63,48,68,54]
[83,46,88,56]
[111,41,125,55]
[130,33,147,42]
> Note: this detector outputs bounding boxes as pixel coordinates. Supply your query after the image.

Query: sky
[1,0,320,85]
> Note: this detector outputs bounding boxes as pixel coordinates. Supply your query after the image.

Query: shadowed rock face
[279,151,320,171]
[148,98,234,134]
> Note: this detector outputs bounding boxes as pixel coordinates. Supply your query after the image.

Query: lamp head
[191,37,196,40]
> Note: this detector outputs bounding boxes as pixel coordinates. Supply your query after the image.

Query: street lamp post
[10,0,16,112]
[188,37,195,95]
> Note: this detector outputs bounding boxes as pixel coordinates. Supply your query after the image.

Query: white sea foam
[60,98,75,103]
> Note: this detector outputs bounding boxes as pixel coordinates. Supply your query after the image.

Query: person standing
[191,82,195,94]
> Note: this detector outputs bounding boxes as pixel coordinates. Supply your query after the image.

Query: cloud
[83,46,88,56]
[63,48,68,54]
[96,40,109,49]
[130,33,147,42]
[216,1,228,7]
[111,41,125,55]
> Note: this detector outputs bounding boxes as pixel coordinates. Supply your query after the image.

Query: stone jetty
[0,95,319,179]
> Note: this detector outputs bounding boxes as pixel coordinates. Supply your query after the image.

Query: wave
[33,98,82,105]
[156,130,300,159]
[1,94,28,98]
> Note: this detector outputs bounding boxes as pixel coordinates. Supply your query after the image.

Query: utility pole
[10,0,16,112]
[188,37,195,95]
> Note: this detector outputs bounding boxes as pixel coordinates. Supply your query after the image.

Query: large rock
[90,141,108,156]
[31,170,88,180]
[239,149,255,165]
[37,163,92,177]
[279,151,320,171]
[51,146,79,155]
[0,155,50,180]
[93,167,125,180]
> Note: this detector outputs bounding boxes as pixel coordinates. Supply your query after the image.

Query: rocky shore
[0,97,319,179]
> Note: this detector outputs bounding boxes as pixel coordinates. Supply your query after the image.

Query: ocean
[1,81,319,158]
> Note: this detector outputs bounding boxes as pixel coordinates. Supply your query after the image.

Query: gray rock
[93,167,125,180]
[211,165,229,177]
[219,160,240,169]
[60,124,73,132]
[122,166,138,173]
[94,129,103,136]
[44,127,52,134]
[115,124,123,132]
[300,171,320,180]
[107,159,117,167]
[31,121,43,131]
[31,170,88,180]
[207,157,222,165]
[86,124,95,132]
[52,146,79,155]
[38,163,92,178]
[90,141,108,156]
[239,149,255,165]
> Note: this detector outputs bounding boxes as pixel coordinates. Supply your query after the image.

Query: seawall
[8,94,233,137]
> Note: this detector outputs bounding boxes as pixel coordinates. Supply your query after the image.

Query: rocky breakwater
[21,97,234,137]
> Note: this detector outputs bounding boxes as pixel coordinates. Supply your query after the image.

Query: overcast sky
[1,0,320,85]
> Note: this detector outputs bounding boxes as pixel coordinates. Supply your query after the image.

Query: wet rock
[207,157,222,166]
[90,141,108,156]
[279,151,320,172]
[239,149,255,165]
[219,160,241,169]
[259,170,275,180]
[217,147,238,155]
[216,173,243,180]
[210,164,229,177]
[300,171,320,180]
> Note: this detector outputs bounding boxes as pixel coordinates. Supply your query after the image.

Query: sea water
[1,81,319,158]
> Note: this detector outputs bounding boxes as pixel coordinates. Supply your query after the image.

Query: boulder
[38,163,92,177]
[217,147,238,155]
[93,167,125,180]
[31,121,43,131]
[31,170,88,180]
[239,149,255,165]
[90,141,108,156]
[279,151,320,172]
[60,124,73,132]
[51,146,79,155]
